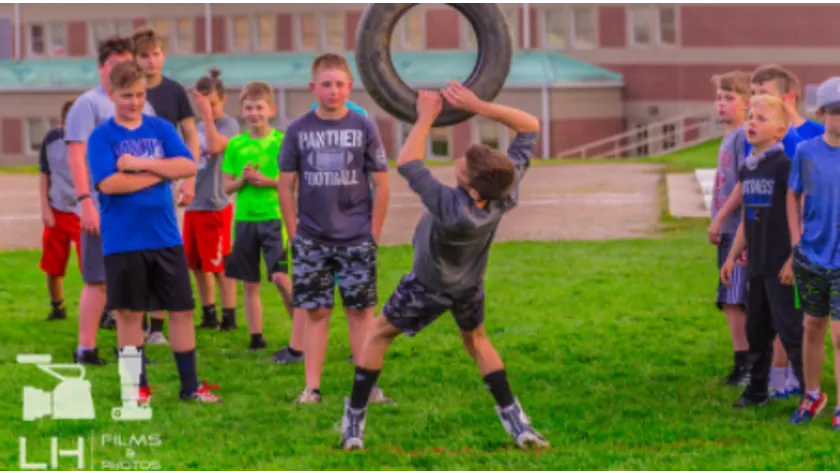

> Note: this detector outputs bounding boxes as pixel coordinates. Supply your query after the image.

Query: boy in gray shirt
[338,83,548,451]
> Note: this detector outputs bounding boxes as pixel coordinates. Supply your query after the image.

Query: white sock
[770,367,787,392]
[785,366,800,391]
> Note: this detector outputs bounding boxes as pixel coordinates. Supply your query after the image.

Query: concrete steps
[665,168,715,219]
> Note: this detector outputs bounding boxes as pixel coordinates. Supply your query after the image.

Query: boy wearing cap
[788,77,840,428]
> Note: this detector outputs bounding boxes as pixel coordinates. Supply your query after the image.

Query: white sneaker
[496,399,549,449]
[340,398,366,451]
[145,331,168,345]
[369,386,396,405]
[293,388,322,404]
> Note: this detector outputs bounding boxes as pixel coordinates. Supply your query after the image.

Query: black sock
[350,366,381,409]
[735,350,749,366]
[484,370,515,408]
[222,308,236,320]
[203,305,217,318]
[251,333,264,344]
[174,350,198,395]
[288,346,303,357]
[150,317,164,333]
[51,299,64,310]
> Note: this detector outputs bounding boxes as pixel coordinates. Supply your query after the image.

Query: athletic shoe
[219,315,237,331]
[272,347,303,364]
[732,386,770,408]
[137,386,153,405]
[146,331,168,345]
[249,336,267,351]
[496,399,549,449]
[198,313,219,329]
[340,398,367,451]
[791,392,828,424]
[47,307,66,321]
[725,363,750,387]
[771,388,790,400]
[99,311,116,329]
[369,386,396,405]
[833,408,840,430]
[73,348,105,366]
[180,381,222,403]
[294,388,322,404]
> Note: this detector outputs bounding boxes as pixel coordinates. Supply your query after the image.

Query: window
[544,9,566,48]
[662,123,677,150]
[658,6,677,45]
[634,124,649,156]
[149,18,171,51]
[49,24,66,56]
[256,16,275,52]
[394,9,424,50]
[298,13,319,50]
[230,16,250,52]
[628,6,652,46]
[477,119,500,149]
[175,18,194,54]
[115,19,133,37]
[429,128,450,158]
[324,13,344,50]
[91,20,133,53]
[29,24,46,56]
[26,118,47,154]
[571,7,597,49]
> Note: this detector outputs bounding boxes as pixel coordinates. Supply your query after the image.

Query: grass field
[2,218,840,470]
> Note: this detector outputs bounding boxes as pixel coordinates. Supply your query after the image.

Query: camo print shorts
[793,248,840,319]
[290,234,378,310]
[382,272,485,336]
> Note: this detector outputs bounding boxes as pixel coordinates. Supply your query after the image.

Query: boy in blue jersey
[748,64,825,398]
[788,77,840,427]
[87,60,221,404]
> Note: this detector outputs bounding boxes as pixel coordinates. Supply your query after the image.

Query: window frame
[627,4,679,48]
[24,117,54,157]
[294,12,346,52]
[28,23,47,57]
[570,5,598,50]
[227,14,252,53]
[397,122,454,160]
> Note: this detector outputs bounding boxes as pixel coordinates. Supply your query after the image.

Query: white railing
[555,108,725,159]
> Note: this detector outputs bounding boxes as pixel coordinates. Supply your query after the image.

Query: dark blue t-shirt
[88,115,193,256]
[789,137,840,269]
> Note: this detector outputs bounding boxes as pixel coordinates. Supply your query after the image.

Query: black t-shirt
[738,148,792,277]
[146,76,194,128]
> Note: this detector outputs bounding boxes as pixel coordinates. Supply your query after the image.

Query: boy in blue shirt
[788,77,840,428]
[87,60,221,404]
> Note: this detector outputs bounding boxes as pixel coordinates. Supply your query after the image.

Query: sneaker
[219,315,237,331]
[294,388,322,404]
[137,386,153,405]
[725,363,750,387]
[47,307,66,321]
[145,331,168,345]
[73,348,105,366]
[272,347,303,364]
[496,400,549,449]
[791,392,828,424]
[732,387,770,408]
[198,313,219,329]
[833,409,840,430]
[340,398,367,451]
[99,311,116,329]
[369,386,396,405]
[180,381,222,403]
[771,388,790,400]
[249,336,267,351]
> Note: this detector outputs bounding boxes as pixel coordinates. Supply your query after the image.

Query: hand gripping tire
[354,3,513,127]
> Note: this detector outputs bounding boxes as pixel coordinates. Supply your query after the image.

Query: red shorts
[40,209,81,277]
[183,205,233,273]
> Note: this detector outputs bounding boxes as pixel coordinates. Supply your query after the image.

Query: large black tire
[355,3,512,127]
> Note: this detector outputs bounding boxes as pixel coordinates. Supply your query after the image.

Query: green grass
[2,224,839,470]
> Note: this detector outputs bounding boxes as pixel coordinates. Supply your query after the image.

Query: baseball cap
[310,100,368,116]
[816,77,840,110]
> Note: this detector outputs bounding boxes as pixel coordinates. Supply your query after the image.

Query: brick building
[0,3,835,165]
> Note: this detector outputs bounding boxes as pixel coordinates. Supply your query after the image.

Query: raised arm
[442,81,539,134]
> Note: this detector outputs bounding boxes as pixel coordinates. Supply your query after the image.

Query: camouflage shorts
[793,249,840,319]
[291,234,378,310]
[382,272,485,336]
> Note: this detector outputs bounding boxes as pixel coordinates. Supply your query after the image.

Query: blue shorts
[717,233,747,309]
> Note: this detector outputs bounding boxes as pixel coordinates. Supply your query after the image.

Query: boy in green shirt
[222,81,297,351]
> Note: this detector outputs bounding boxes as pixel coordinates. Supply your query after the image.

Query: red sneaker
[181,380,222,403]
[137,386,154,405]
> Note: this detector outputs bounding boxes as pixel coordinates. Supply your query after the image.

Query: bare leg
[194,270,215,306]
[460,325,505,376]
[346,307,375,361]
[304,308,332,390]
[723,304,749,351]
[356,315,402,370]
[217,272,236,310]
[243,282,263,335]
[47,275,63,303]
[168,310,197,352]
[78,283,106,348]
[802,314,828,393]
[831,321,840,405]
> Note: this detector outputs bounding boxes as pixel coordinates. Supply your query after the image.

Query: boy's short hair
[109,61,145,90]
[97,36,133,67]
[131,27,164,56]
[711,70,751,97]
[60,99,75,124]
[310,53,353,81]
[750,94,790,126]
[751,64,802,105]
[195,67,225,97]
[239,81,274,104]
[464,144,516,201]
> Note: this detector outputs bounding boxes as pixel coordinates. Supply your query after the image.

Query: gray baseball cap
[817,77,840,110]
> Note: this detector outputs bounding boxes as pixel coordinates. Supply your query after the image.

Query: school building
[0,3,836,165]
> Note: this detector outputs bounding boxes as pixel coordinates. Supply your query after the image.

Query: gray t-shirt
[398,132,538,293]
[64,85,155,213]
[39,127,76,213]
[278,110,388,245]
[187,115,240,211]
[711,126,747,235]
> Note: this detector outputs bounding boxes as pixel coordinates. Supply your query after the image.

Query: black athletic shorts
[104,245,195,312]
[225,220,289,283]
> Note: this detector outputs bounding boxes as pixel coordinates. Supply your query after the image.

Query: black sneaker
[73,348,106,366]
[725,362,750,387]
[47,307,67,321]
[219,315,237,331]
[249,336,267,351]
[99,311,116,329]
[272,347,304,364]
[733,386,770,408]
[198,313,219,329]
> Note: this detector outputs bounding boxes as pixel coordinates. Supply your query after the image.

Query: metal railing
[555,108,725,159]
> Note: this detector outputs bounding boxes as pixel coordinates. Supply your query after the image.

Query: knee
[170,311,192,323]
[804,315,828,336]
[306,308,331,323]
[370,316,401,342]
[244,282,261,295]
[271,272,290,285]
[461,327,489,357]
